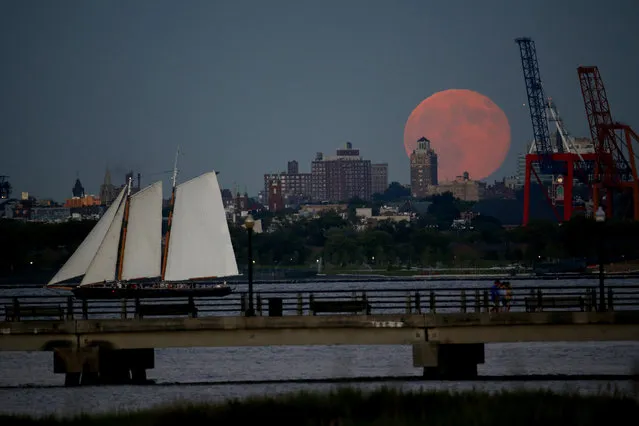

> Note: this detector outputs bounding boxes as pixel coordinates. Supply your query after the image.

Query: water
[1,278,639,417]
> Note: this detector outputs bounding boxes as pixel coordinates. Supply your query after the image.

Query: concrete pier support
[53,347,154,386]
[53,347,99,387]
[412,342,484,379]
[99,348,154,384]
[64,373,81,387]
[99,350,132,384]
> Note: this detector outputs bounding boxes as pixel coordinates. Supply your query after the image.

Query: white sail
[121,181,163,280]
[79,192,127,286]
[163,171,238,281]
[47,188,126,286]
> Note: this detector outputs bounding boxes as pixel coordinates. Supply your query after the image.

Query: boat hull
[71,285,233,300]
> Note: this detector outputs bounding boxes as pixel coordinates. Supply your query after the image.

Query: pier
[2,285,639,385]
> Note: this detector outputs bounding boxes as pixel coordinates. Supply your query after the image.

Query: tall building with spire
[72,177,85,198]
[99,168,117,206]
[65,175,100,209]
[410,136,438,198]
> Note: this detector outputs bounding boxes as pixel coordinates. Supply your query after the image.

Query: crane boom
[578,65,639,219]
[515,37,554,174]
[578,66,633,182]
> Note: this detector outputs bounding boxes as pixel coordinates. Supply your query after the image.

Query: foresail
[47,188,126,286]
[121,181,162,280]
[163,171,239,281]
[79,192,127,286]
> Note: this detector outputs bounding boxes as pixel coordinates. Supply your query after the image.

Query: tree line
[2,195,639,278]
[230,212,639,269]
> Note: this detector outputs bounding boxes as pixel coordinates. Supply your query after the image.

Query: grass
[2,387,639,426]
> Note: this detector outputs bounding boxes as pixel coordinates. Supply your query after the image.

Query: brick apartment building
[371,163,388,195]
[410,136,438,198]
[311,142,372,202]
[263,160,312,205]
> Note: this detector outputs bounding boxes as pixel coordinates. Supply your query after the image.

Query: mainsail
[163,171,238,281]
[47,187,127,286]
[121,180,163,281]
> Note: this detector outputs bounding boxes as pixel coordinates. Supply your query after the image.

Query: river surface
[1,278,638,417]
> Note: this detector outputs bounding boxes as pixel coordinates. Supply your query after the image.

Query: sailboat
[46,167,239,299]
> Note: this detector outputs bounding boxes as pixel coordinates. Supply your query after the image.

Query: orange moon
[403,89,511,182]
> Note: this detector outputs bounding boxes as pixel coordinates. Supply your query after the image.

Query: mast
[161,145,180,280]
[115,177,133,281]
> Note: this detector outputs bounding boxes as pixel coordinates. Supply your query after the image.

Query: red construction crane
[516,38,597,225]
[577,66,639,220]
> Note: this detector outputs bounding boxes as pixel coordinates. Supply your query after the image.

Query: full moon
[403,89,511,182]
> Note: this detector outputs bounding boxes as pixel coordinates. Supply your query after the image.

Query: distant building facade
[99,168,117,206]
[310,142,372,202]
[429,172,485,201]
[31,207,71,223]
[268,179,284,212]
[64,195,100,208]
[72,178,85,198]
[483,178,516,200]
[221,188,234,208]
[371,163,388,195]
[410,137,438,198]
[287,160,299,175]
[263,160,312,204]
[65,176,100,208]
[310,153,328,201]
[0,176,11,199]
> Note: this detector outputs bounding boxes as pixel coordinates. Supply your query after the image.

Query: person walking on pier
[490,280,501,312]
[502,281,513,312]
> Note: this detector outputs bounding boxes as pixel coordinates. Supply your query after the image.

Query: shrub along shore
[2,387,638,426]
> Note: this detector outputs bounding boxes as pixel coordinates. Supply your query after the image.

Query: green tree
[373,181,411,202]
[323,227,362,266]
[427,192,460,227]
[358,229,394,265]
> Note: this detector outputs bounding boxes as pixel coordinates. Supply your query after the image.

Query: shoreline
[2,386,637,424]
[2,373,638,390]
[2,272,638,288]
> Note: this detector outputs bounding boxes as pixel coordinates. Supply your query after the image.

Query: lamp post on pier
[595,206,606,312]
[244,214,255,317]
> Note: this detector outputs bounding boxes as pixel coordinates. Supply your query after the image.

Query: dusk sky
[1,0,638,201]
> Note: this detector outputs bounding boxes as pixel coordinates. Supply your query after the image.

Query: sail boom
[163,276,218,283]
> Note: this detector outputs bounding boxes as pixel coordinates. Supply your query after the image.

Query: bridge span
[2,285,639,386]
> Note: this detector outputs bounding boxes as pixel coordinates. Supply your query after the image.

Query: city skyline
[6,136,514,207]
[1,1,638,201]
[6,138,441,202]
